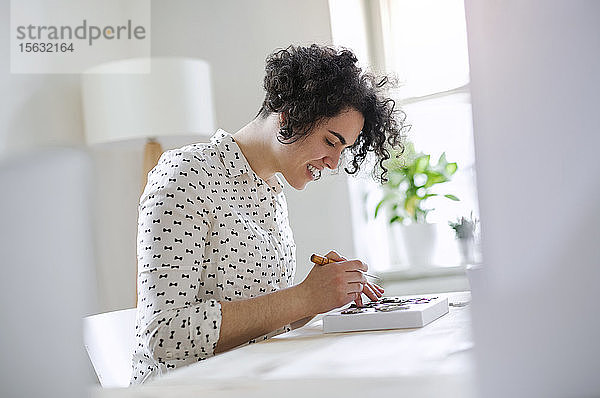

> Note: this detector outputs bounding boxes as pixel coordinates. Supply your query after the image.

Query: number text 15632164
[18,42,74,53]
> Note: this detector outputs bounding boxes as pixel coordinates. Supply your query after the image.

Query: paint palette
[323,295,449,333]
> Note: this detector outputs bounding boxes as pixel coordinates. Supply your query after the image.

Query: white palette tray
[323,295,449,333]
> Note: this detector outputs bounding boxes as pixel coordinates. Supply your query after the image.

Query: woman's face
[278,108,364,190]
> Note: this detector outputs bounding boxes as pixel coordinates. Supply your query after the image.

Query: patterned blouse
[131,130,297,384]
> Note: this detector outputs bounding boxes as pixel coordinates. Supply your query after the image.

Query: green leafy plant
[449,212,478,240]
[374,143,460,224]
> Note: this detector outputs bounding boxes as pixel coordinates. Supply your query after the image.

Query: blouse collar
[211,129,283,194]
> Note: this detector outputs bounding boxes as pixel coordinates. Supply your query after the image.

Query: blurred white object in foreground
[0,148,95,397]
[465,1,600,397]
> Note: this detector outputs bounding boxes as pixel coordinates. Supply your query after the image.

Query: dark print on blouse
[131,130,296,384]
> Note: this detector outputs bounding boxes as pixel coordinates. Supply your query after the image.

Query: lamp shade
[81,57,215,146]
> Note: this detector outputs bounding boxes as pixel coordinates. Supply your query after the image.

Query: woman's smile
[307,164,321,181]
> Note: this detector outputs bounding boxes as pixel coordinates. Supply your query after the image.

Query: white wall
[1,0,358,312]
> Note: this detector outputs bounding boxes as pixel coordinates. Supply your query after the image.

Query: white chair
[83,308,137,388]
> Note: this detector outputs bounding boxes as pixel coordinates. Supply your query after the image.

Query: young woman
[131,44,405,384]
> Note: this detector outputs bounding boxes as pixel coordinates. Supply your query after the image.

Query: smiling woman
[253,107,364,189]
[131,44,406,384]
[258,45,405,183]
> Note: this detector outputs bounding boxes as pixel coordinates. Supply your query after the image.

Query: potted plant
[375,143,459,267]
[449,212,479,265]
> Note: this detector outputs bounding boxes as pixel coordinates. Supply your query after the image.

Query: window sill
[374,265,472,296]
[376,264,467,282]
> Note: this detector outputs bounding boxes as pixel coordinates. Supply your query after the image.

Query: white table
[94,292,475,398]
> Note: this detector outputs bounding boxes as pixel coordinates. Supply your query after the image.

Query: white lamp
[81,57,216,189]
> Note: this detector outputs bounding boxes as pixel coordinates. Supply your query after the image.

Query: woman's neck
[232,113,280,182]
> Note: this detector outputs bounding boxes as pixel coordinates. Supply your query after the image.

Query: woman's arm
[215,284,309,352]
[215,255,368,353]
[290,315,316,330]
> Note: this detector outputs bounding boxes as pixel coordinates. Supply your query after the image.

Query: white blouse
[131,130,296,384]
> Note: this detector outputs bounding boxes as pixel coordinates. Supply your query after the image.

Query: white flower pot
[391,223,438,268]
[458,238,476,265]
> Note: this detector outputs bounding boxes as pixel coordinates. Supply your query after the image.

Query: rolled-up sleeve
[134,152,222,376]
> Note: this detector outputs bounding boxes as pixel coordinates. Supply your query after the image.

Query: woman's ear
[279,112,286,127]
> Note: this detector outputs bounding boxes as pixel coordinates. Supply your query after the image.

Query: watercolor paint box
[323,295,449,333]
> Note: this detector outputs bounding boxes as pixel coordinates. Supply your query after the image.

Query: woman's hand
[326,252,384,307]
[356,281,385,307]
[299,250,381,314]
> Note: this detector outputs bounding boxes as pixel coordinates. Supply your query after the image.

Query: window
[330,0,478,271]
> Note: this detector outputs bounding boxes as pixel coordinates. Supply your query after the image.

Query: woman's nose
[324,150,342,169]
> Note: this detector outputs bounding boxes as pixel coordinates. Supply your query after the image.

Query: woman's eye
[325,139,335,147]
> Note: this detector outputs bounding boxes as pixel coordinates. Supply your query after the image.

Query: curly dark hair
[257,44,407,182]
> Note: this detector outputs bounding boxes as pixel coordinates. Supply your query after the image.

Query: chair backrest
[83,308,137,388]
